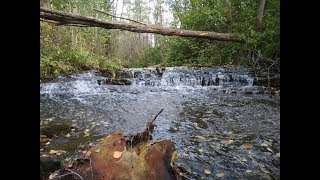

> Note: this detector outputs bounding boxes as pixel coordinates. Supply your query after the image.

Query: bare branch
[151,109,164,124]
[64,169,84,180]
[53,169,84,180]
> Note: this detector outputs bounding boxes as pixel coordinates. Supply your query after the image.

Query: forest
[40,0,279,79]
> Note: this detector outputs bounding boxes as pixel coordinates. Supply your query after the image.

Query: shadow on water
[40,67,279,179]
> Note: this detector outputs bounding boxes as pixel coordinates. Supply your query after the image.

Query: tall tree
[153,0,164,46]
[40,0,45,7]
[224,0,232,32]
[257,0,266,31]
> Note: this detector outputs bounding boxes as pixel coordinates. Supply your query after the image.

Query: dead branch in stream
[40,7,244,42]
[52,168,83,180]
[124,109,163,147]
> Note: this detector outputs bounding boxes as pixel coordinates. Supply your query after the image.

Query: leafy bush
[40,21,122,79]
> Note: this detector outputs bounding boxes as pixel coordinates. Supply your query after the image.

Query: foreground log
[71,131,176,180]
[49,109,189,180]
[40,7,244,42]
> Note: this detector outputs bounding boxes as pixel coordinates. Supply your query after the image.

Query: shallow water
[40,67,280,179]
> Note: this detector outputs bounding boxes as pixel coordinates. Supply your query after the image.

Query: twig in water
[148,109,164,140]
[124,109,164,147]
[151,109,164,124]
[64,169,83,180]
[89,158,94,178]
[53,172,73,179]
[54,169,83,180]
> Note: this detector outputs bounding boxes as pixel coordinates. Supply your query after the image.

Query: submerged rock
[244,91,253,95]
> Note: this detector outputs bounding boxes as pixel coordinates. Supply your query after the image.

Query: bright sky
[115,0,174,27]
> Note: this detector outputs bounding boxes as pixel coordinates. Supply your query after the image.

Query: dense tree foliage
[142,0,280,69]
[40,0,279,79]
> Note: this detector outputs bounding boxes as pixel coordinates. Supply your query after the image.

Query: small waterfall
[40,71,109,95]
[40,67,255,96]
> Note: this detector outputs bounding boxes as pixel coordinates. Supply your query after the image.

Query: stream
[40,66,280,179]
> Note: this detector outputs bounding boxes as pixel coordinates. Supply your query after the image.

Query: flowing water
[40,67,280,179]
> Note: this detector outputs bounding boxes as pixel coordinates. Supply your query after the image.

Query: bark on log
[40,7,244,43]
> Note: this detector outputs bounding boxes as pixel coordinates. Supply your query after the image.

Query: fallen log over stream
[40,7,244,43]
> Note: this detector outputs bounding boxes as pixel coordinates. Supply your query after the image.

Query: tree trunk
[68,0,74,47]
[93,1,99,53]
[114,0,118,17]
[257,0,266,31]
[40,7,244,42]
[120,0,125,19]
[224,0,232,32]
[40,0,45,7]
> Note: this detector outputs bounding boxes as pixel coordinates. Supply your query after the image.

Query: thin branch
[151,109,164,124]
[267,60,275,91]
[64,169,84,180]
[52,168,84,180]
[40,18,58,24]
[89,158,94,178]
[93,8,147,26]
[57,23,90,27]
[53,172,74,179]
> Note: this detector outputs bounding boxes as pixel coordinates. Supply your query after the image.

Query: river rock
[116,69,133,78]
[98,78,132,85]
[63,131,177,180]
[244,91,253,95]
[253,74,280,88]
[156,66,166,77]
[81,65,95,70]
[99,68,115,78]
